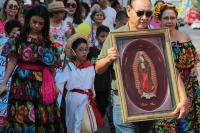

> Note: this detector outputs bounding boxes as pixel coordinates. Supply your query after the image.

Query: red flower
[34,37,39,44]
[179,56,187,64]
[22,46,34,62]
[185,48,194,60]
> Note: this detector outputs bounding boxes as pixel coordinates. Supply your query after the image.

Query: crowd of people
[0,0,199,133]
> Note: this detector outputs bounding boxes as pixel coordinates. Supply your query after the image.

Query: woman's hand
[67,22,75,31]
[190,66,198,76]
[0,85,9,95]
[173,99,188,120]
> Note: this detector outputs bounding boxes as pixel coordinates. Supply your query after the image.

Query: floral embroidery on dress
[6,35,63,133]
[42,48,54,65]
[152,41,200,133]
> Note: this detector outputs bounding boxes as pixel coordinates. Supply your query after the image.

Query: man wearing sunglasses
[95,0,188,132]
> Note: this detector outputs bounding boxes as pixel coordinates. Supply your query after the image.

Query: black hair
[91,2,100,8]
[116,10,129,21]
[81,2,90,17]
[154,0,165,6]
[96,25,110,36]
[111,0,120,9]
[71,38,87,50]
[5,20,22,35]
[90,8,105,21]
[49,12,54,18]
[20,5,52,47]
[64,0,83,24]
[32,0,41,5]
[129,0,151,6]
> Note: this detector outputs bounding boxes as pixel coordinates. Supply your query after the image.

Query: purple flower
[27,37,32,42]
[38,46,43,56]
[1,40,12,56]
[28,106,35,122]
[49,109,54,122]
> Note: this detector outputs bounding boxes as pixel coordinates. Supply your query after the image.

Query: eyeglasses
[162,17,176,22]
[66,3,76,8]
[76,48,90,53]
[8,4,19,10]
[117,19,126,25]
[130,6,152,18]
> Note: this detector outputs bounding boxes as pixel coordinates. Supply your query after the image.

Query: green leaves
[191,0,200,12]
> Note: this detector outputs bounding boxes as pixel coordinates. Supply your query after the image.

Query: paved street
[97,25,200,133]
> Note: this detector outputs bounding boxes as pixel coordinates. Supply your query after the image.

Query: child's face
[8,27,20,37]
[74,43,89,62]
[96,32,109,45]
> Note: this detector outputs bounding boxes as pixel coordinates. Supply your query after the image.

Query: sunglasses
[131,6,152,18]
[66,3,76,8]
[8,4,19,10]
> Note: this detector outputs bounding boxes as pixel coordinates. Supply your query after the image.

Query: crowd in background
[0,0,200,133]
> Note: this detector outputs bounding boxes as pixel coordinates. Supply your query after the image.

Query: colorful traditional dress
[152,41,200,133]
[6,36,63,133]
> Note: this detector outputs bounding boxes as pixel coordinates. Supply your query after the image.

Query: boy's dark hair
[71,38,88,51]
[81,2,90,17]
[91,2,100,8]
[116,10,129,21]
[96,26,110,36]
[111,0,120,9]
[5,20,22,35]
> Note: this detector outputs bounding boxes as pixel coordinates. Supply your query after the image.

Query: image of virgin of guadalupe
[133,51,158,99]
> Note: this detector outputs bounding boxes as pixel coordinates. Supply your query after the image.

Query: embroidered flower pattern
[38,46,43,56]
[153,41,200,132]
[28,106,35,122]
[1,39,12,56]
[17,68,30,79]
[15,105,27,123]
[5,36,63,132]
[42,49,54,65]
[22,46,34,62]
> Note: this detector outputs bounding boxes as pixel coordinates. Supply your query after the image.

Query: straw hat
[65,34,90,59]
[48,1,68,12]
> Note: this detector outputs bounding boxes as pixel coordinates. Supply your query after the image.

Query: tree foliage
[191,0,200,12]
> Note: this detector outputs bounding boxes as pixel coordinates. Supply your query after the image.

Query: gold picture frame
[110,28,180,123]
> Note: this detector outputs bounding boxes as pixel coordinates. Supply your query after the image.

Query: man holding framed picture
[95,0,188,132]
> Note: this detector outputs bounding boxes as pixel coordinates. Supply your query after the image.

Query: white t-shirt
[102,6,116,28]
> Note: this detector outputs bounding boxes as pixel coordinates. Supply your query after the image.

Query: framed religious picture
[110,28,180,123]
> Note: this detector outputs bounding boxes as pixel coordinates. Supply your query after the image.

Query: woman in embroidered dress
[0,5,63,132]
[152,3,200,133]
[56,34,105,133]
[88,8,105,47]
